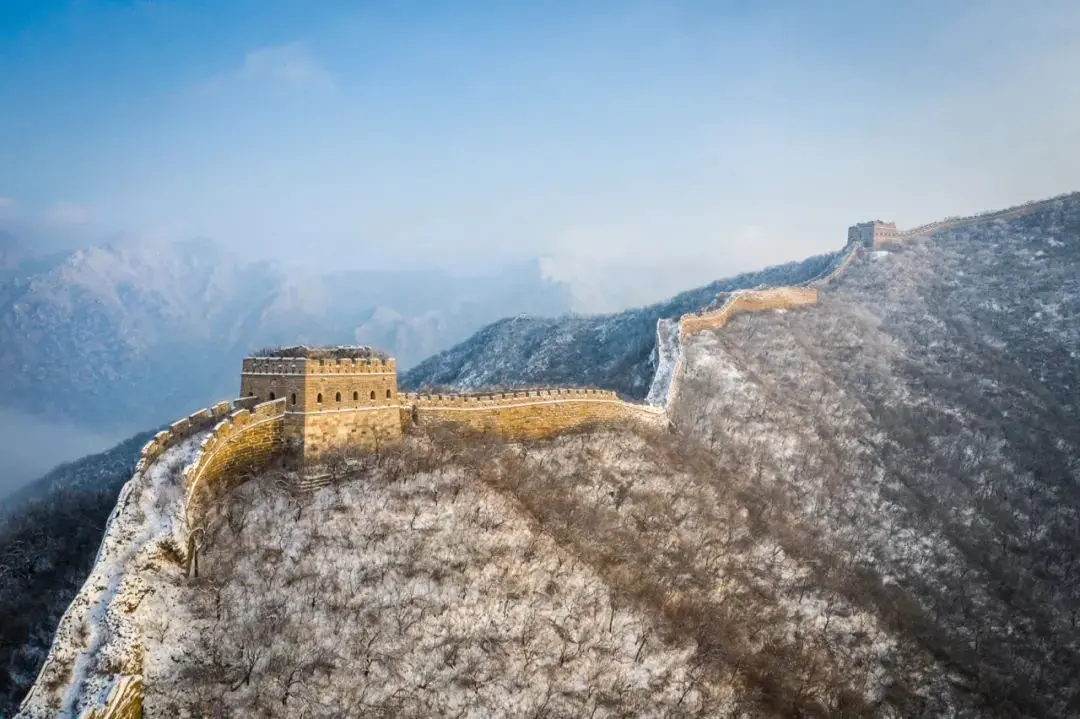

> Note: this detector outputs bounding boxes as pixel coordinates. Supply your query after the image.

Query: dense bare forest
[671,200,1080,715]
[7,198,1080,717]
[159,198,1080,717]
[152,425,920,717]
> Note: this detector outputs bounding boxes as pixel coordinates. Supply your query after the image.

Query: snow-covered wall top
[17,397,286,719]
[404,387,618,405]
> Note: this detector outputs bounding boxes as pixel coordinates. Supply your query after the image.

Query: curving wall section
[17,397,287,719]
[403,388,666,438]
[183,397,286,530]
[649,240,863,409]
[678,287,819,338]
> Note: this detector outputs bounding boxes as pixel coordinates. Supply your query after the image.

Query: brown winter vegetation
[151,420,918,718]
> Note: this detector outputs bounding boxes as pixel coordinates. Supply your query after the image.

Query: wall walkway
[18,398,287,719]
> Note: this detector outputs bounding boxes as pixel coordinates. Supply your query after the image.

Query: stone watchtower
[239,346,402,460]
[847,220,898,247]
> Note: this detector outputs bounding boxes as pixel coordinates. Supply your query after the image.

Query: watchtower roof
[251,345,391,361]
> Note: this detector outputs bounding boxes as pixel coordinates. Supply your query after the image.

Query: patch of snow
[645,318,680,407]
[17,432,207,719]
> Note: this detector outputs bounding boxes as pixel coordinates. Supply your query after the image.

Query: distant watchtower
[240,346,402,460]
[847,220,898,247]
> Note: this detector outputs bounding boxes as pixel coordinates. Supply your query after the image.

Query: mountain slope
[138,194,1080,717]
[12,193,1080,717]
[401,251,845,399]
[669,195,1080,715]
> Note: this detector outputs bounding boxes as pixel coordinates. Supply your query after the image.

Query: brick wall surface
[300,406,403,457]
[411,395,665,438]
[78,676,142,719]
[183,398,286,528]
[679,287,819,338]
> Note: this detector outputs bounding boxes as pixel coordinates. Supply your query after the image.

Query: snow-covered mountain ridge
[8,188,1080,717]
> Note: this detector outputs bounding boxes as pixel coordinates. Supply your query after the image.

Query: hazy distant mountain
[0,236,571,462]
[0,231,23,271]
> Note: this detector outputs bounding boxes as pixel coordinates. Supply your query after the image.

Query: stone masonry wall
[241,356,399,459]
[882,190,1080,246]
[183,397,286,529]
[17,397,273,719]
[78,676,142,719]
[678,287,819,338]
[405,388,666,438]
[301,406,403,456]
[654,241,863,412]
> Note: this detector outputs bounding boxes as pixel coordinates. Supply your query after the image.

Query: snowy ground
[17,432,205,718]
[143,419,930,717]
[147,429,711,717]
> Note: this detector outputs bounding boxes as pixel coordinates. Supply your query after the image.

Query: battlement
[184,397,287,527]
[138,400,237,471]
[679,286,819,338]
[237,345,664,460]
[242,356,397,375]
[404,388,619,407]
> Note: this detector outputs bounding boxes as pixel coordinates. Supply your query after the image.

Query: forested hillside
[402,251,846,399]
[158,196,1080,717]
[670,196,1080,715]
[10,195,1080,717]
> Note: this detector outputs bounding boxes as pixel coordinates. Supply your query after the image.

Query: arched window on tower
[335,392,341,402]
[353,391,359,401]
[269,392,276,400]
[317,393,323,404]
[291,393,297,405]
[369,390,376,400]
[386,389,392,399]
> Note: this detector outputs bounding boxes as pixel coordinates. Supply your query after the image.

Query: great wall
[17,191,1079,718]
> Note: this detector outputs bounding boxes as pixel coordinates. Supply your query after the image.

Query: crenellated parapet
[678,287,819,338]
[403,387,664,439]
[134,401,236,475]
[242,356,397,375]
[183,397,287,530]
[17,395,289,719]
[404,387,619,407]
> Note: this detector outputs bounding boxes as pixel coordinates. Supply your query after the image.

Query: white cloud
[43,203,95,228]
[196,42,335,96]
[241,42,335,91]
[231,42,336,91]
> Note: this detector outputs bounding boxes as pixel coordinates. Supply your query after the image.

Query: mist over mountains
[0,233,573,492]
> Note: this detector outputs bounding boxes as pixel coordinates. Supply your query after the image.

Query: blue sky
[2,1,1079,298]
